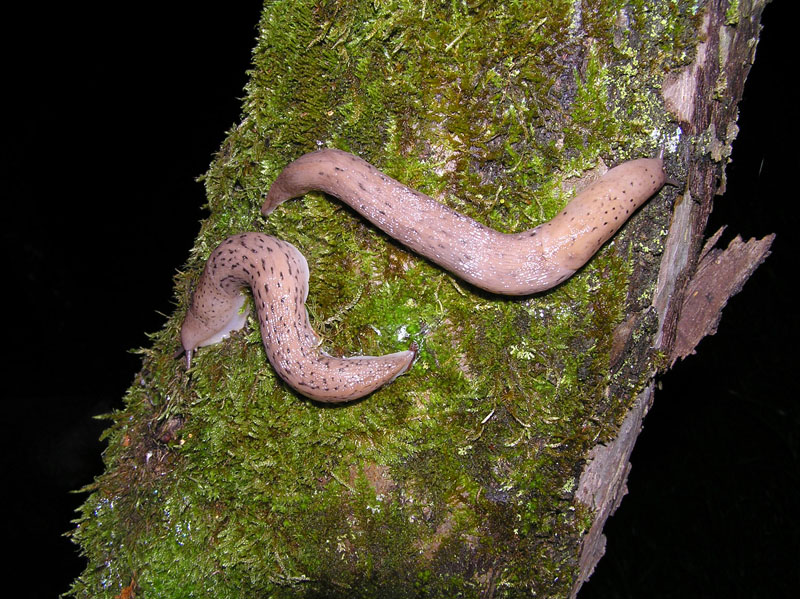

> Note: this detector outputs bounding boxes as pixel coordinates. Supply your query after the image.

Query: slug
[262,149,666,295]
[180,233,416,402]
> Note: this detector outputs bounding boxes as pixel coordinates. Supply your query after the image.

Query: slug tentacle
[262,149,666,295]
[180,233,415,402]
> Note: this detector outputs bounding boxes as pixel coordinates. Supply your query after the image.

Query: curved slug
[180,233,415,402]
[262,149,665,295]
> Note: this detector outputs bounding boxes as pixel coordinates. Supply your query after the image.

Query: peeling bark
[671,229,774,363]
[572,1,774,595]
[573,387,654,596]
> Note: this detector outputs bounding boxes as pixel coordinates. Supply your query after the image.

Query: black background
[4,2,796,597]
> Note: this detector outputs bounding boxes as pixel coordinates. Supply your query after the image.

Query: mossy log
[68,1,774,597]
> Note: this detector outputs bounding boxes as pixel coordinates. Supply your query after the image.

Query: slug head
[179,294,250,369]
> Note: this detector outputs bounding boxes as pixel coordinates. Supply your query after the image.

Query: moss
[68,1,691,597]
[725,0,741,26]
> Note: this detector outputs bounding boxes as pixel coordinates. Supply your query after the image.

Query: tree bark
[69,1,774,598]
[573,1,774,593]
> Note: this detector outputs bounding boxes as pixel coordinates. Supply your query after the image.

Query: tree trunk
[68,1,774,597]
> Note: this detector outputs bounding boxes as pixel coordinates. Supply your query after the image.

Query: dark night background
[3,2,796,597]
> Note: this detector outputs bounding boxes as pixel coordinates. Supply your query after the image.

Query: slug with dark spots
[180,233,416,403]
[262,149,666,295]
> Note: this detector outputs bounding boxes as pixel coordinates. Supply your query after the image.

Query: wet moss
[68,1,690,597]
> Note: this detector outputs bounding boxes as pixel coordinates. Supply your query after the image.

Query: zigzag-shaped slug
[262,149,666,295]
[180,233,416,402]
[182,151,665,402]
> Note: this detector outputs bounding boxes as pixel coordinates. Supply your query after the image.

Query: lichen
[68,1,690,597]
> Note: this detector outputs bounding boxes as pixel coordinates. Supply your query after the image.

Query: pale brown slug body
[183,151,665,401]
[262,149,666,295]
[180,233,415,402]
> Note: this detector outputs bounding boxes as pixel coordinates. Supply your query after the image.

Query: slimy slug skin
[183,151,664,400]
[180,233,415,402]
[262,149,666,295]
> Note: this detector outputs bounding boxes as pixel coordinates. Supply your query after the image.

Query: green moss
[725,0,741,26]
[68,1,690,597]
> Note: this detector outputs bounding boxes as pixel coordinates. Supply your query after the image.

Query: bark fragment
[671,228,775,364]
[572,387,654,597]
